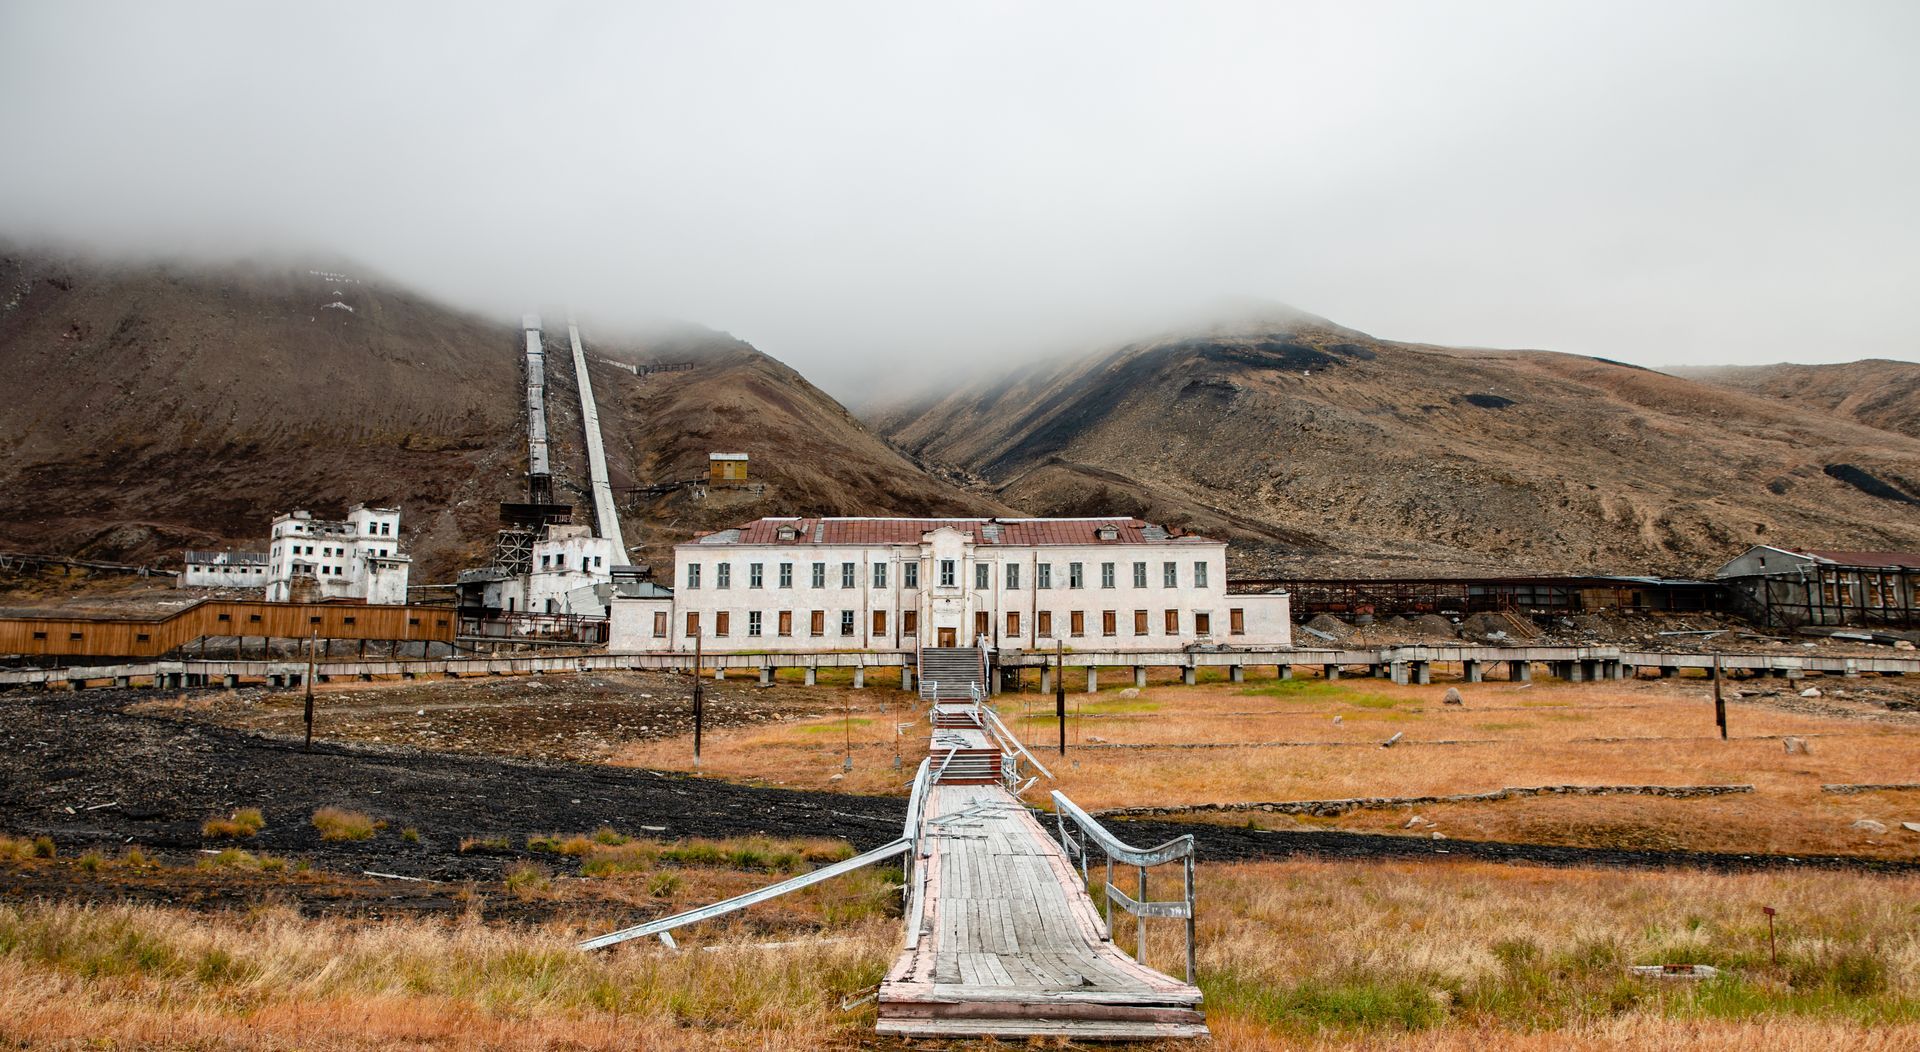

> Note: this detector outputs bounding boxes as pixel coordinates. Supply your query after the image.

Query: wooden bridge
[581,685,1207,1041]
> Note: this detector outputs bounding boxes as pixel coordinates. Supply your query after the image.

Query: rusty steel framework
[1731,565,1919,631]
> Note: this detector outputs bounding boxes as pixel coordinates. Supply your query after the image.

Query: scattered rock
[1442,687,1464,706]
[1430,831,1447,840]
[1332,715,1342,724]
[1896,640,1916,651]
[1851,819,1887,835]
[1117,687,1141,699]
[1405,814,1427,828]
[1903,822,1920,834]
[1799,687,1822,698]
[1783,736,1811,755]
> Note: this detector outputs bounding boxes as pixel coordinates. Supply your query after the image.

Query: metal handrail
[901,757,933,948]
[1051,789,1198,983]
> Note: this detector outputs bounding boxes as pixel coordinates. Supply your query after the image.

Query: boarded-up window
[1134,610,1149,634]
[685,612,700,637]
[810,610,825,636]
[1070,610,1085,637]
[904,610,918,636]
[1099,610,1115,635]
[653,611,668,637]
[1006,611,1021,636]
[1164,609,1179,634]
[715,611,730,637]
[873,610,888,635]
[1195,612,1212,635]
[975,611,989,638]
[778,610,793,636]
[1230,608,1246,635]
[1037,611,1053,637]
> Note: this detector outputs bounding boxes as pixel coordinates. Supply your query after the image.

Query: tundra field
[4,666,1920,1049]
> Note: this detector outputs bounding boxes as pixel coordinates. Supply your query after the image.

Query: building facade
[1716,545,1918,630]
[180,549,269,588]
[609,516,1290,653]
[264,505,411,604]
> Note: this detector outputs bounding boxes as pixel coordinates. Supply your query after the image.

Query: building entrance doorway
[937,628,957,647]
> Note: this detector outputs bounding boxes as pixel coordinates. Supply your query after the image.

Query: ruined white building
[608,516,1290,653]
[264,505,410,604]
[181,549,270,588]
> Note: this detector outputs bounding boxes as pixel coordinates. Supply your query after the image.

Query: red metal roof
[1799,549,1920,569]
[708,517,1214,547]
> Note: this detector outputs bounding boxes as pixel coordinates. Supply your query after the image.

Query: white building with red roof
[608,516,1290,654]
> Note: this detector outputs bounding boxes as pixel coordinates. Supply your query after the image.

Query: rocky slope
[874,310,1920,576]
[0,248,992,583]
[1670,360,1920,440]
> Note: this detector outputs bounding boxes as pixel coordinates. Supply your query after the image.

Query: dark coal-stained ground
[3,686,1916,919]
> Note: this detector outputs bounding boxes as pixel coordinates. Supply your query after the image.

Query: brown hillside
[0,249,997,583]
[1670,360,1920,440]
[875,315,1920,576]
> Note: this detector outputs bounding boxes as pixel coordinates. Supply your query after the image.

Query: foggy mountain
[872,315,1920,577]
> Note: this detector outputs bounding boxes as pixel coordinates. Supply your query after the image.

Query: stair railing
[1051,790,1197,984]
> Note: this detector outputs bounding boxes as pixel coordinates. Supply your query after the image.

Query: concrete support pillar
[1324,664,1341,681]
[1388,662,1408,685]
[854,666,866,689]
[114,676,131,688]
[759,666,773,686]
[1411,661,1431,685]
[1277,664,1293,680]
[223,674,239,688]
[1371,664,1389,679]
[1182,666,1197,686]
[1040,668,1052,694]
[804,666,818,686]
[1568,661,1587,684]
[1463,660,1483,683]
[713,667,725,681]
[1843,666,1861,678]
[1229,665,1245,684]
[1133,666,1147,688]
[1659,665,1679,678]
[1783,667,1804,680]
[1085,667,1098,693]
[1508,660,1531,683]
[902,666,915,691]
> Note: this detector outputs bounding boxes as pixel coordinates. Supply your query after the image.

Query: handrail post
[1137,863,1148,964]
[1184,853,1196,983]
[1104,854,1114,938]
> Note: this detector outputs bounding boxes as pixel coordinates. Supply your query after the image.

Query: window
[1134,610,1149,634]
[685,612,700,637]
[1101,562,1115,589]
[778,562,793,588]
[904,563,919,588]
[873,609,888,635]
[1038,611,1053,637]
[1069,562,1084,588]
[217,613,231,622]
[1006,611,1021,636]
[716,563,731,589]
[555,553,566,569]
[873,562,887,588]
[1006,563,1020,589]
[840,610,855,636]
[748,611,762,637]
[810,610,825,637]
[778,611,792,636]
[1195,611,1212,635]
[812,562,827,588]
[976,563,990,590]
[841,562,856,588]
[687,563,702,589]
[975,611,990,638]
[1102,610,1117,636]
[1165,609,1179,633]
[1230,608,1246,635]
[68,632,83,641]
[715,611,731,637]
[1037,563,1052,589]
[251,614,263,623]
[31,631,45,640]
[652,611,668,637]
[1070,610,1086,637]
[343,616,356,625]
[940,559,956,587]
[1195,561,1209,588]
[1164,562,1177,587]
[1133,562,1148,588]
[749,563,763,588]
[904,610,918,636]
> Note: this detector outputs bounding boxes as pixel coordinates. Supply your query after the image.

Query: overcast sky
[2,1,1916,397]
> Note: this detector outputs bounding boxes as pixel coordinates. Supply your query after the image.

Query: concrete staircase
[918,647,984,702]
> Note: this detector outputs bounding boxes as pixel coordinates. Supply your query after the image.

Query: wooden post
[1137,864,1149,964]
[1713,653,1727,739]
[302,628,317,751]
[692,634,704,771]
[1055,641,1066,756]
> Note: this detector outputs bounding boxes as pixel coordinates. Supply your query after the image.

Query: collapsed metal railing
[1051,790,1197,983]
[579,758,933,952]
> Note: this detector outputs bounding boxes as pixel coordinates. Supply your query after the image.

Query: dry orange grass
[616,671,1920,858]
[3,857,1915,1050]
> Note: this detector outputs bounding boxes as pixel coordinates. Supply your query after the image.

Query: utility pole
[1055,640,1066,756]
[302,628,317,751]
[692,633,704,771]
[1713,653,1727,740]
